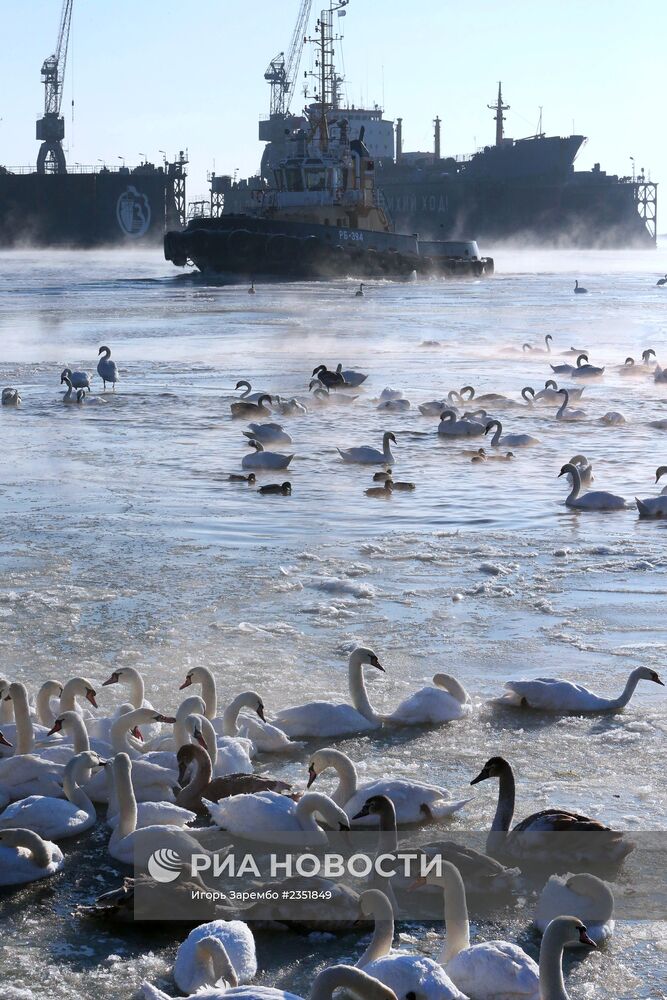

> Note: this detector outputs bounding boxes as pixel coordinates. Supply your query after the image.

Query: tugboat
[164,4,493,280]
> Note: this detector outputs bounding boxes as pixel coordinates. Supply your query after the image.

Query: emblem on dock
[116,185,151,237]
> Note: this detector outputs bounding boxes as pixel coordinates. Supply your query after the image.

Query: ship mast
[488,82,510,146]
[306,0,349,151]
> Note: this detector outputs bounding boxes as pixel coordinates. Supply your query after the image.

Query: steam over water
[0,248,665,998]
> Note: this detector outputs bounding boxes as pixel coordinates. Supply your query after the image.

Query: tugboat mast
[488,82,510,146]
[306,0,349,151]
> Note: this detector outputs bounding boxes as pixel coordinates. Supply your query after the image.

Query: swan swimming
[173,919,257,993]
[535,874,614,946]
[235,380,271,402]
[203,789,350,846]
[555,389,586,422]
[574,279,588,294]
[2,387,21,406]
[242,439,293,470]
[338,432,396,465]
[61,366,91,390]
[61,375,85,404]
[243,422,293,446]
[558,462,627,511]
[470,755,633,863]
[438,410,485,438]
[485,419,540,448]
[494,665,663,712]
[384,674,473,725]
[336,363,368,387]
[273,647,386,738]
[568,454,594,486]
[231,394,273,419]
[0,827,64,885]
[570,354,605,378]
[97,346,119,390]
[313,364,346,389]
[307,749,469,825]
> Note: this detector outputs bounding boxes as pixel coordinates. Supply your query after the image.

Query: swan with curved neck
[535,874,614,945]
[0,827,65,885]
[0,750,105,840]
[176,743,292,814]
[0,684,66,798]
[35,680,64,727]
[338,432,396,465]
[203,789,350,846]
[307,748,469,825]
[538,917,596,1000]
[222,690,302,752]
[97,345,119,390]
[356,888,465,999]
[555,389,586,422]
[558,463,627,511]
[469,756,633,862]
[232,394,274,419]
[383,673,472,725]
[59,676,98,715]
[485,419,540,448]
[438,410,485,438]
[636,466,667,517]
[495,665,663,712]
[570,353,604,378]
[422,860,540,1000]
[273,647,386,738]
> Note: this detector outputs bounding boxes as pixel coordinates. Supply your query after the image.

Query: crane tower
[36,0,74,174]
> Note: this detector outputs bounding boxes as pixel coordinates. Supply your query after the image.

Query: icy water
[0,248,666,998]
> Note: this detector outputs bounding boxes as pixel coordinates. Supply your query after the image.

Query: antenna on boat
[488,82,509,146]
[305,0,349,151]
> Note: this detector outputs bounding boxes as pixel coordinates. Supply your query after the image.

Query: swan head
[383,432,397,445]
[484,420,501,435]
[177,742,211,783]
[643,348,656,362]
[545,379,558,389]
[470,756,510,785]
[63,677,98,708]
[313,967,397,1000]
[61,374,73,388]
[297,792,351,831]
[655,466,667,483]
[235,380,251,391]
[439,409,457,423]
[633,666,664,686]
[459,385,475,400]
[0,731,12,748]
[312,365,327,376]
[98,345,111,357]
[349,647,384,672]
[359,888,393,919]
[46,711,81,737]
[558,463,578,479]
[71,750,107,775]
[543,915,596,950]
[522,343,533,352]
[352,794,396,824]
[570,455,589,466]
[576,353,589,367]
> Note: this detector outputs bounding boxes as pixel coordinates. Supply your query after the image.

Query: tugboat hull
[164,215,493,279]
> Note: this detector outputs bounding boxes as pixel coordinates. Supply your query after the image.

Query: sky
[1,0,665,200]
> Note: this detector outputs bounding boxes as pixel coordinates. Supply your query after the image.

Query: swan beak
[131,726,144,741]
[47,720,63,736]
[307,765,317,788]
[86,689,98,708]
[654,675,665,686]
[194,729,208,749]
[0,732,12,747]
[470,769,489,785]
[102,674,119,686]
[578,928,597,948]
[179,676,193,690]
[155,714,177,724]
[256,703,266,722]
[407,876,426,892]
[352,805,370,820]
[370,655,385,672]
[97,759,109,767]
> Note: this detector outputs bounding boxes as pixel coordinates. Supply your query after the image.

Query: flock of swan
[0,645,662,998]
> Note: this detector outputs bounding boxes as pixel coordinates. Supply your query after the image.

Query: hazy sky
[1,0,664,198]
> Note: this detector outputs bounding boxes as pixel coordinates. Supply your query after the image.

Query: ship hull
[0,170,170,247]
[376,169,655,248]
[164,215,493,279]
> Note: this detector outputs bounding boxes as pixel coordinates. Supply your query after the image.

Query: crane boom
[264,0,313,117]
[36,0,74,174]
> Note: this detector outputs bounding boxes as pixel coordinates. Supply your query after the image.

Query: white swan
[142,964,397,1000]
[600,411,626,425]
[0,680,50,753]
[308,749,469,825]
[0,750,105,840]
[145,936,239,998]
[61,375,85,404]
[175,673,257,767]
[537,917,597,1000]
[438,410,485,438]
[273,647,385,738]
[535,874,614,946]
[419,398,450,416]
[203,789,350,846]
[223,691,304,753]
[38,709,111,763]
[520,335,553,355]
[97,346,119,390]
[100,666,159,740]
[618,356,645,377]
[570,354,604,378]
[0,683,66,799]
[377,398,410,412]
[555,389,586,422]
[174,920,257,993]
[558,463,627,511]
[242,439,293,470]
[243,422,293,447]
[235,380,271,402]
[568,455,593,486]
[422,860,540,1000]
[0,827,64,885]
[107,753,206,865]
[356,889,465,999]
[494,665,663,712]
[59,675,99,716]
[530,380,585,404]
[485,419,539,448]
[383,674,473,726]
[61,366,91,390]
[35,679,64,727]
[85,709,179,803]
[337,365,368,387]
[1,387,21,406]
[636,470,667,517]
[338,432,396,465]
[470,756,633,863]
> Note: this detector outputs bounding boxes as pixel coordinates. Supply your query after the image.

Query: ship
[213,4,657,250]
[164,2,493,279]
[0,0,186,248]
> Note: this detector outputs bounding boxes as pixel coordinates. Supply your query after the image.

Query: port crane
[264,0,313,117]
[36,0,74,174]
